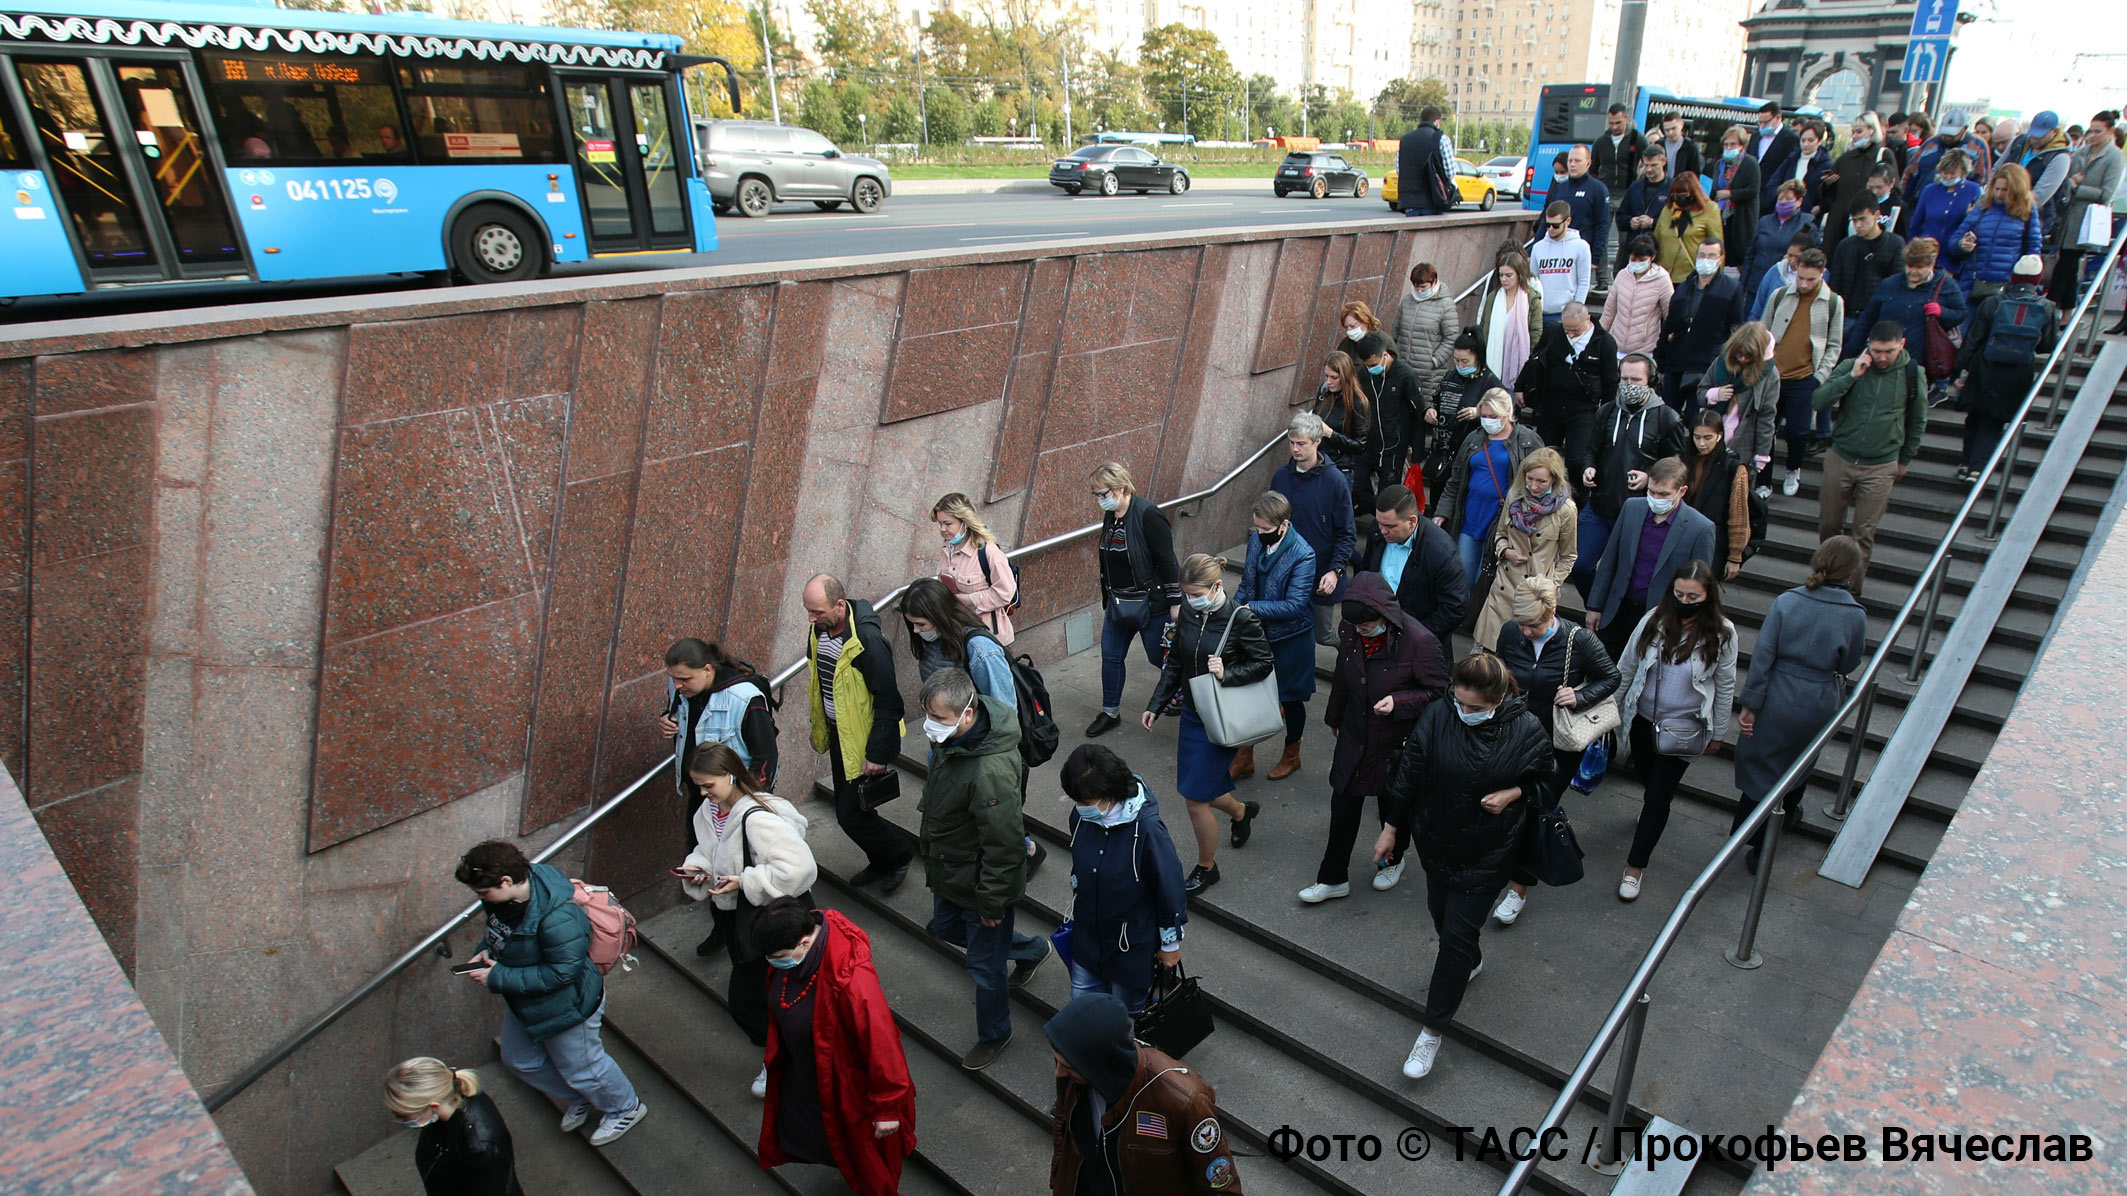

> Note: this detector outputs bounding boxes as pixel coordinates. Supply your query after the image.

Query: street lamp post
[858,111,867,148]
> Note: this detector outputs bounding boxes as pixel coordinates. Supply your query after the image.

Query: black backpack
[973,543,1024,615]
[970,631,1060,769]
[1982,292,2050,368]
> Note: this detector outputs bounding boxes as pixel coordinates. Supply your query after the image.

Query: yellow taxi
[1382,159,1499,211]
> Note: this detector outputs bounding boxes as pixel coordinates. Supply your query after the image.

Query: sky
[1940,0,2127,121]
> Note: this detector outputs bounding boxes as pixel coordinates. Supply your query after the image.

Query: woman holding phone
[674,743,817,1098]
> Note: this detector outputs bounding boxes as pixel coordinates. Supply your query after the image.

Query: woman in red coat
[753,899,917,1195]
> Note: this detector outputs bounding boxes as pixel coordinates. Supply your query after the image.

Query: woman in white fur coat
[675,741,818,1097]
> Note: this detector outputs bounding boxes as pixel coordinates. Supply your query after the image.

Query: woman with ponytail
[383,1057,522,1196]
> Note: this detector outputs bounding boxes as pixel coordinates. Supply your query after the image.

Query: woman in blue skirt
[1144,553,1275,894]
[1233,490,1320,783]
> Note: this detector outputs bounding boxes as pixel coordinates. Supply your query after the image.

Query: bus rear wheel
[450,204,543,285]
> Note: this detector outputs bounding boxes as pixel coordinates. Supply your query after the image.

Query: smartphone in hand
[450,961,486,975]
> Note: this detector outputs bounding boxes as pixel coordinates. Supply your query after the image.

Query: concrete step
[582,1033,787,1195]
[333,1061,635,1196]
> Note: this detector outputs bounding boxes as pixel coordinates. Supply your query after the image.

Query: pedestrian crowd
[376,100,2120,1196]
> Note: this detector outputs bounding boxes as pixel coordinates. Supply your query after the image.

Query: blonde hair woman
[932,491,1018,643]
[382,1058,521,1196]
[1143,553,1275,894]
[1088,462,1181,737]
[1472,448,1579,648]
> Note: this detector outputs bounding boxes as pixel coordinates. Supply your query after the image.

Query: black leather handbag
[859,769,901,812]
[1133,963,1215,1059]
[1526,798,1586,887]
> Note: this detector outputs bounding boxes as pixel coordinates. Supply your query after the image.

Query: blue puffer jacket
[1946,203,2043,294]
[1740,210,1819,299]
[1236,527,1318,643]
[1907,180,1981,255]
[481,864,601,1042]
[1065,780,1187,994]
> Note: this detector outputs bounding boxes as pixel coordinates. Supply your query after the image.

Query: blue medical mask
[398,1114,434,1129]
[1367,362,1386,376]
[1456,363,1477,377]
[1074,803,1105,821]
[1722,147,1741,161]
[1456,704,1496,726]
[766,953,804,970]
[946,529,966,546]
[1186,588,1222,612]
[1097,493,1120,512]
[1647,494,1677,516]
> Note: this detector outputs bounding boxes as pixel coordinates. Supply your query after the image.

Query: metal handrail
[1495,222,2127,1193]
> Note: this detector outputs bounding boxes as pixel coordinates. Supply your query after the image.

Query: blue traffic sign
[1909,0,1956,38]
[1901,36,1950,84]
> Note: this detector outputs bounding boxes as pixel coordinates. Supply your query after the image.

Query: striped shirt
[816,631,846,721]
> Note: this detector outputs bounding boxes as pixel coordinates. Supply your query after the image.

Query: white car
[1479,156,1526,198]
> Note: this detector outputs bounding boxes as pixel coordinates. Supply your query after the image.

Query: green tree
[1322,89,1369,144]
[798,78,846,142]
[1138,23,1240,141]
[971,96,1008,137]
[880,93,922,143]
[1372,77,1453,129]
[806,0,907,71]
[925,84,971,144]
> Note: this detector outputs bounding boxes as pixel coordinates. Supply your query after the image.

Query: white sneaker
[1754,485,1772,502]
[1492,890,1526,925]
[1372,860,1405,891]
[1402,1032,1443,1079]
[560,1099,593,1133]
[1298,882,1351,904]
[1781,469,1801,497]
[590,1102,647,1147]
[750,1067,768,1099]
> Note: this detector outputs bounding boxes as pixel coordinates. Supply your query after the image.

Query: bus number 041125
[283,177,397,202]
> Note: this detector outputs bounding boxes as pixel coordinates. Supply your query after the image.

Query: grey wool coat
[1733,583,1868,802]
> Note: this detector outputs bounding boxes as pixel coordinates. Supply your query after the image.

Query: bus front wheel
[450,204,543,285]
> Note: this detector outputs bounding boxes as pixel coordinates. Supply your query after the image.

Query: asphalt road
[0,186,1499,323]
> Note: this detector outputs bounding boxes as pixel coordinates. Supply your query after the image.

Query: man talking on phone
[454,840,646,1147]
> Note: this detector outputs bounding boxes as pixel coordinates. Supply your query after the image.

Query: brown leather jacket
[1050,1045,1242,1195]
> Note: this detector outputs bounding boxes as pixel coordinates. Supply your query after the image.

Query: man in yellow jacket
[804,573,912,890]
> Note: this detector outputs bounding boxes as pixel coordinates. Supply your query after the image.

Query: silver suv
[693,119,894,217]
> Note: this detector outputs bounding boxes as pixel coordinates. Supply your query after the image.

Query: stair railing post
[1726,783,1785,970]
[1901,553,1952,684]
[1827,674,1879,822]
[2079,255,2116,360]
[1983,422,2023,540]
[1590,993,1653,1176]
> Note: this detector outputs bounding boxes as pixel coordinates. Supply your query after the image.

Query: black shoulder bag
[1134,962,1215,1059]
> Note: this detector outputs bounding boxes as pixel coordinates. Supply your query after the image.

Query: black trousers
[1318,787,1410,886]
[1596,596,1645,663]
[713,902,770,1047]
[2047,246,2086,311]
[1626,715,1691,869]
[826,724,913,873]
[1730,784,1805,851]
[1538,405,1599,504]
[1422,873,1501,1031]
[1282,701,1308,747]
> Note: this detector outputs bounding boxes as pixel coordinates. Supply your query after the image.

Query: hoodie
[1045,995,1240,1196]
[1325,574,1448,796]
[1530,230,1591,315]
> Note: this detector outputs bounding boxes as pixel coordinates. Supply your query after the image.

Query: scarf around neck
[1509,487,1565,536]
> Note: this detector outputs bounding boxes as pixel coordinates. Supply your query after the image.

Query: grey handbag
[1187,610,1283,748]
[1652,652,1712,757]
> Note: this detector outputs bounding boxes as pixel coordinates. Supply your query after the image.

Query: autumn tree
[1138,23,1239,140]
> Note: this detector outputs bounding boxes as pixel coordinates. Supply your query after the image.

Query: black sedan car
[1274,152,1370,198]
[1049,145,1192,196]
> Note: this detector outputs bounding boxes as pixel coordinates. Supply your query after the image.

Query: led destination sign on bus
[207,54,385,86]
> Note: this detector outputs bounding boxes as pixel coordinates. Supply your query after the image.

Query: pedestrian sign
[1909,0,1956,38]
[1901,36,1950,84]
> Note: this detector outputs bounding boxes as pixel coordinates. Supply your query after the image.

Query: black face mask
[487,897,531,923]
[1258,528,1284,549]
[1674,597,1706,612]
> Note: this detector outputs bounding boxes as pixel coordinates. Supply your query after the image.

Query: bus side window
[396,62,560,165]
[200,53,399,164]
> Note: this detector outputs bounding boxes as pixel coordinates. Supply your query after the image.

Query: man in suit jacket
[1752,102,1801,208]
[1360,484,1467,646]
[1584,457,1717,660]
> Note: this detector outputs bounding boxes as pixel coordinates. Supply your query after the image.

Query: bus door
[557,72,688,255]
[3,53,245,283]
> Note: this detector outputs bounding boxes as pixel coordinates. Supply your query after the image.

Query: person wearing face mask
[674,743,817,1096]
[1811,321,1925,592]
[1908,150,1982,266]
[1232,490,1320,783]
[1713,126,1762,259]
[1682,410,1759,579]
[1654,174,1726,283]
[1741,179,1820,301]
[1422,331,1505,503]
[1473,448,1577,649]
[917,667,1049,1070]
[1749,232,1816,323]
[1659,231,1744,407]
[1601,235,1673,358]
[1750,102,1801,209]
[1517,301,1618,496]
[1304,572,1448,903]
[1900,108,1992,213]
[1388,261,1462,406]
[750,897,917,1193]
[1489,576,1621,925]
[1479,252,1544,399]
[1699,322,1781,497]
[1859,239,1966,398]
[2019,111,2074,244]
[932,491,1018,643]
[1378,650,1556,1079]
[1576,354,1683,591]
[381,1057,522,1196]
[1584,456,1717,661]
[1531,200,1591,325]
[1822,113,1897,251]
[1857,164,1904,238]
[1336,299,1386,361]
[1615,147,1671,273]
[1144,554,1273,895]
[1828,199,1905,345]
[1732,537,1868,875]
[1612,560,1737,900]
[1058,745,1188,1010]
[2048,111,2123,312]
[1762,248,1847,492]
[1358,341,1423,497]
[1273,412,1359,647]
[453,839,645,1147]
[1089,463,1180,739]
[1424,397,1522,618]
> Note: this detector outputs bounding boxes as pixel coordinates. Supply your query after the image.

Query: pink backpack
[569,879,639,975]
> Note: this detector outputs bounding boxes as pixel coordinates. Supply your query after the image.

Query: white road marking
[960,232,1090,241]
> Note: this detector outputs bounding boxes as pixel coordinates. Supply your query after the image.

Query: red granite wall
[0,209,1526,1194]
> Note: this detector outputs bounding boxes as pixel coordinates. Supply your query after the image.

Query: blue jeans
[929,897,1044,1046]
[1069,956,1151,1015]
[1543,312,1564,329]
[1571,507,1613,593]
[1100,608,1169,713]
[499,1001,638,1115]
[1778,377,1820,470]
[1456,533,1484,601]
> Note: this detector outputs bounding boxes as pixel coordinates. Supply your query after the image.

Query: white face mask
[1694,259,1719,277]
[922,697,973,744]
[1345,326,1364,341]
[916,627,940,642]
[1414,284,1437,299]
[1480,416,1505,435]
[1186,588,1223,612]
[1647,494,1677,515]
[1628,260,1652,276]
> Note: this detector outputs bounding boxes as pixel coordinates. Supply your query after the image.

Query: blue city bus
[0,0,739,298]
[1521,84,1787,212]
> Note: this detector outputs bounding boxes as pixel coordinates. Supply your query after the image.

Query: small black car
[1049,145,1192,196]
[1273,152,1370,199]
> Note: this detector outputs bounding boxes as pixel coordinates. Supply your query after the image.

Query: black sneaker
[848,864,882,887]
[881,863,910,894]
[1010,939,1051,989]
[961,1033,1011,1071]
[1184,864,1221,895]
[1026,840,1048,879]
[694,928,728,958]
[1086,712,1121,737]
[1231,800,1262,848]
